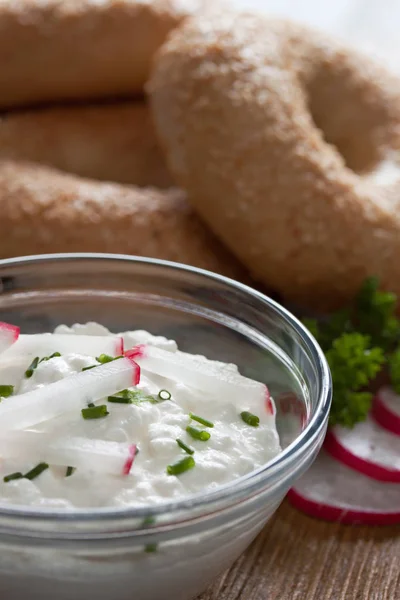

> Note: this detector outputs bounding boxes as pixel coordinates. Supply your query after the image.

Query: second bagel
[149,13,400,310]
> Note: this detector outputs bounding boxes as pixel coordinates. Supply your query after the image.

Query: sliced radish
[372,387,400,436]
[0,356,140,432]
[1,333,123,360]
[324,419,400,483]
[0,322,20,355]
[287,450,400,525]
[0,431,137,475]
[126,344,268,408]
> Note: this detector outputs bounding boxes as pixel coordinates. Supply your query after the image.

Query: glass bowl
[0,254,331,600]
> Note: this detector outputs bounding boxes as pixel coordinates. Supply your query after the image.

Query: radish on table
[372,387,400,437]
[324,417,400,483]
[287,451,400,526]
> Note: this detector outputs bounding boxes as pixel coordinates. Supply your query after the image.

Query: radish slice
[372,387,400,436]
[324,419,400,483]
[0,322,20,355]
[1,333,124,360]
[126,345,268,408]
[287,450,400,525]
[0,432,137,475]
[0,356,140,432]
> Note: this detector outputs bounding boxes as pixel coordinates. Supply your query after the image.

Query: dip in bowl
[0,254,331,600]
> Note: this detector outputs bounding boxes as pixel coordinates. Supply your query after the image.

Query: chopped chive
[167,456,195,476]
[108,395,133,404]
[87,402,95,408]
[142,515,156,526]
[240,411,260,427]
[176,438,195,455]
[82,364,97,372]
[0,385,14,398]
[25,356,39,378]
[158,389,171,401]
[65,466,75,477]
[186,426,211,442]
[81,405,109,419]
[108,389,161,405]
[3,472,23,483]
[145,544,158,553]
[189,413,214,428]
[24,462,49,481]
[40,352,61,363]
[96,354,115,364]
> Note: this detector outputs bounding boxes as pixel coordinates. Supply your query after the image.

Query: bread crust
[149,13,400,310]
[0,159,247,280]
[0,0,206,108]
[0,101,172,187]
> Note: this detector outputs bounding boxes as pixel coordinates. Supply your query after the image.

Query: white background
[232,0,400,75]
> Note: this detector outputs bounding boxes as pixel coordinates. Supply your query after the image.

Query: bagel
[0,160,246,280]
[149,13,400,310]
[0,0,209,109]
[0,101,172,187]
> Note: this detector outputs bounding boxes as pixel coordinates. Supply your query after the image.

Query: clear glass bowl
[0,254,331,600]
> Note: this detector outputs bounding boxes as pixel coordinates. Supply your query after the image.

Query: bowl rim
[0,253,332,527]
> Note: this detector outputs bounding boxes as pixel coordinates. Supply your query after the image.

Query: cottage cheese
[0,323,280,510]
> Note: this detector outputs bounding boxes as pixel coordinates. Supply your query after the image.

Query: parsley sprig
[304,277,399,428]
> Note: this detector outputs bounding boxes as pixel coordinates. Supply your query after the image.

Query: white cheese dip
[0,323,281,510]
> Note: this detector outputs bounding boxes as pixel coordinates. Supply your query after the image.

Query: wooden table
[200,500,400,600]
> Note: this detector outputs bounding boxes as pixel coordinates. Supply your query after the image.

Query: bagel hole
[306,69,393,176]
[308,95,384,174]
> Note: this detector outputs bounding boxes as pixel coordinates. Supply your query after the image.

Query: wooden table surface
[200,499,400,600]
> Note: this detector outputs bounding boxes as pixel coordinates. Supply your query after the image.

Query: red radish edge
[372,393,400,436]
[265,387,274,415]
[286,488,400,526]
[122,444,137,475]
[0,322,20,341]
[115,337,124,357]
[123,355,141,386]
[125,345,146,360]
[324,429,400,483]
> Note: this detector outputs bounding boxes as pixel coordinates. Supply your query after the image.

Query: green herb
[144,544,158,553]
[25,356,40,378]
[108,389,163,405]
[240,411,260,427]
[389,347,400,394]
[142,515,156,526]
[302,277,400,428]
[87,402,95,408]
[108,394,133,404]
[82,354,123,372]
[326,333,384,427]
[25,352,61,378]
[41,352,61,363]
[65,466,75,477]
[176,438,195,455]
[189,413,214,428]
[81,405,109,419]
[97,354,122,364]
[24,462,49,481]
[167,456,195,476]
[0,385,14,398]
[158,389,171,401]
[3,472,23,483]
[186,426,211,441]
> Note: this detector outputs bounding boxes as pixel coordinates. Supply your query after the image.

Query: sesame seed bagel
[149,12,400,310]
[0,0,208,109]
[0,101,172,188]
[0,160,246,280]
